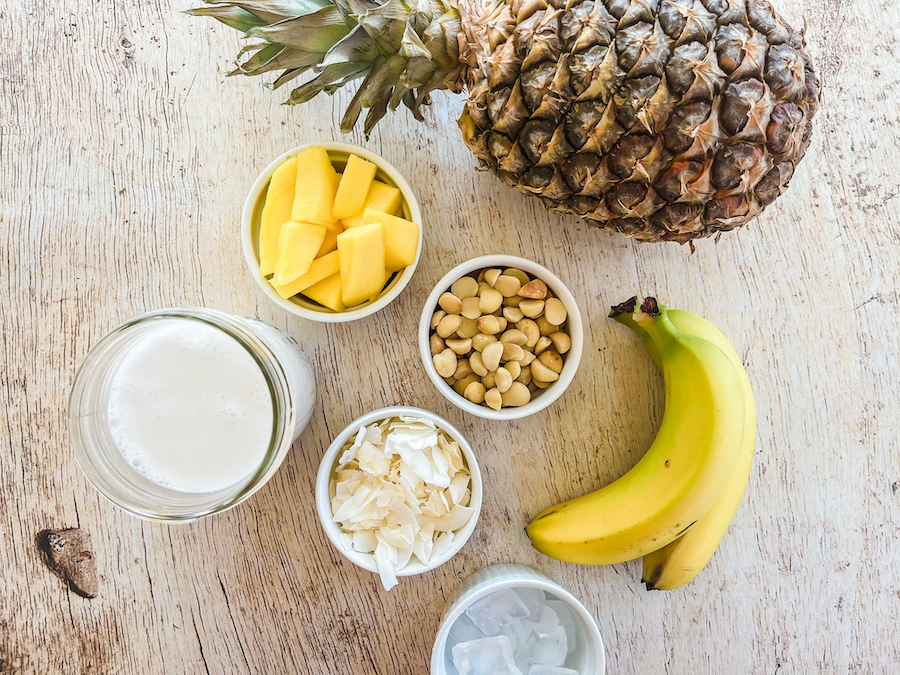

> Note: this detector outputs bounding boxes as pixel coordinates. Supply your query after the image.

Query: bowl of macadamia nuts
[418,255,583,420]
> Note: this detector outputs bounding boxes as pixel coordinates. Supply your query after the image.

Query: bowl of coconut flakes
[315,406,483,590]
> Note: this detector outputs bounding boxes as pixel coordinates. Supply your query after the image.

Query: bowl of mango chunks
[242,141,423,322]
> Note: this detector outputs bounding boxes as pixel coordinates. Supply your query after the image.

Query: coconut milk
[106,318,274,493]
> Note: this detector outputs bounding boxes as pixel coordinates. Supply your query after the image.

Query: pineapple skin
[458,0,821,243]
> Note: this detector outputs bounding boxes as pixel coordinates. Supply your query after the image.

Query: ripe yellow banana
[526,298,745,565]
[615,307,757,591]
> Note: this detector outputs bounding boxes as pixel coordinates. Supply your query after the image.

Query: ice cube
[527,666,579,675]
[452,635,524,675]
[497,616,530,652]
[513,587,547,619]
[521,605,559,639]
[448,614,485,646]
[546,600,578,654]
[465,589,530,636]
[514,625,568,671]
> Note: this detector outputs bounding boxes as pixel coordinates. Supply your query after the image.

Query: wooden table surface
[2,1,898,672]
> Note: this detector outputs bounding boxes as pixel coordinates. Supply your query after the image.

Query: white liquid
[107,318,274,493]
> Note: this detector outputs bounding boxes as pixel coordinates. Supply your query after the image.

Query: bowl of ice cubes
[431,563,604,675]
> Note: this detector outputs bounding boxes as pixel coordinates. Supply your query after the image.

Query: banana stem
[609,297,663,370]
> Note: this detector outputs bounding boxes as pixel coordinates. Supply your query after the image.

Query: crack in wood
[218,573,251,673]
[190,610,211,675]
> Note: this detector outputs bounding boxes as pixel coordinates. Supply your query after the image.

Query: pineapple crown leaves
[187,0,464,135]
[184,1,324,31]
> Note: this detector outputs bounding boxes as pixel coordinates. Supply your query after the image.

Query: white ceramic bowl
[241,141,423,323]
[431,563,605,675]
[418,255,584,420]
[315,406,482,579]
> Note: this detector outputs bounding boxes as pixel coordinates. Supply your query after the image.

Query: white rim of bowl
[241,141,423,323]
[418,255,584,420]
[430,573,605,675]
[314,406,483,577]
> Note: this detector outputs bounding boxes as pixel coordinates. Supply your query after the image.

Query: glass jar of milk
[68,308,316,522]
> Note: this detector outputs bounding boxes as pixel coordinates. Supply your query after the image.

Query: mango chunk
[342,215,365,228]
[302,273,345,312]
[363,209,419,271]
[323,173,343,232]
[258,157,297,277]
[366,180,403,214]
[317,228,339,258]
[332,155,377,220]
[273,221,326,287]
[291,146,337,226]
[337,222,385,307]
[341,180,402,228]
[362,269,393,304]
[270,251,340,299]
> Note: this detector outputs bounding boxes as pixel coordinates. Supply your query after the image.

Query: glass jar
[68,308,316,522]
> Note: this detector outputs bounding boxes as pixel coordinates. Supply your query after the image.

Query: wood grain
[1,0,899,673]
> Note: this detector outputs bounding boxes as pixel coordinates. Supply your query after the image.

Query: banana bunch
[525,297,756,590]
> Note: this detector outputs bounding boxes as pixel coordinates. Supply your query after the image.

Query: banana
[526,298,745,565]
[616,307,757,591]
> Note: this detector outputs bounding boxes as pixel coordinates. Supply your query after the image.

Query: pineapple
[190,0,819,243]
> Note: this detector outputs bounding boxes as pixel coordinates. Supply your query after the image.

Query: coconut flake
[438,434,465,474]
[357,439,391,476]
[413,535,433,565]
[338,531,354,552]
[373,542,398,591]
[448,473,470,505]
[431,531,456,560]
[338,426,366,467]
[330,416,473,591]
[353,531,377,553]
[430,504,476,532]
